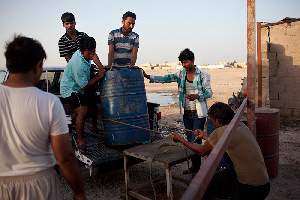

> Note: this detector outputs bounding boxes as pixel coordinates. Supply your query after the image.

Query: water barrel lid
[255,107,280,114]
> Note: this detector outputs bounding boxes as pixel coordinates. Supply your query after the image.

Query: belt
[184,110,197,114]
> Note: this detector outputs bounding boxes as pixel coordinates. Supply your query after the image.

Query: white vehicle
[0,69,8,83]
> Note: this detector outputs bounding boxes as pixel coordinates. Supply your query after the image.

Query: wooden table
[123,138,194,200]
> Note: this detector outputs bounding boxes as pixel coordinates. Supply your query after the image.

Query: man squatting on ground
[60,36,104,151]
[173,102,270,200]
[0,36,86,200]
[108,11,139,68]
[58,12,105,133]
[144,48,213,173]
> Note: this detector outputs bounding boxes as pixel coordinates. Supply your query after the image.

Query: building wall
[260,20,300,118]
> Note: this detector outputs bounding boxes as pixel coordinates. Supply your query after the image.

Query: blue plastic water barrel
[99,67,150,146]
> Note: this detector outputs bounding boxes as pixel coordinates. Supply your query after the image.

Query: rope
[102,118,161,134]
[103,118,196,135]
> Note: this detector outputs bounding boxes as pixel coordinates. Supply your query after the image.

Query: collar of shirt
[119,27,133,37]
[64,30,80,41]
[73,49,91,66]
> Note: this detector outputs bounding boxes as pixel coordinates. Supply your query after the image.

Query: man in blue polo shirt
[108,11,139,68]
[60,36,104,150]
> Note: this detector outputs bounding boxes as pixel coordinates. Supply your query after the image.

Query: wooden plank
[181,99,247,200]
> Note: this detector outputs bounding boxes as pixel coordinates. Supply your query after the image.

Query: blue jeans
[183,112,206,171]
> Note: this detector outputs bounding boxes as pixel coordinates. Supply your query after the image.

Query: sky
[0,0,299,68]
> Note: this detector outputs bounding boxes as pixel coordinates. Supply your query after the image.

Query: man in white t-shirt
[0,36,85,200]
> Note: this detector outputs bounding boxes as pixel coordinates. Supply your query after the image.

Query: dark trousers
[233,182,270,200]
[203,168,270,200]
[183,112,206,171]
[206,118,233,169]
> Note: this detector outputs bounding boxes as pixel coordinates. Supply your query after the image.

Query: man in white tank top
[0,36,85,200]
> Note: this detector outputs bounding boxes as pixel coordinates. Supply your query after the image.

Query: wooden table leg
[166,167,173,200]
[124,155,129,200]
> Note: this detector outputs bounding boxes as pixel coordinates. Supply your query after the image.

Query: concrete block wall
[260,20,300,118]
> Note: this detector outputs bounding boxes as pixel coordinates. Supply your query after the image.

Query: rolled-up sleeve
[198,71,213,101]
[133,35,139,48]
[73,64,90,89]
[108,31,114,45]
[50,97,69,136]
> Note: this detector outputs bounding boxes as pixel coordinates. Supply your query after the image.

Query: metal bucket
[99,67,150,146]
[255,107,280,178]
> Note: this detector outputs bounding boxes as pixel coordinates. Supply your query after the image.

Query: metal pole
[247,0,256,136]
[257,22,262,107]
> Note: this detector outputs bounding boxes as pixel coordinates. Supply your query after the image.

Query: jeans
[183,112,206,171]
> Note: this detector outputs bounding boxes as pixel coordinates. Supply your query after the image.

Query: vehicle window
[0,70,7,83]
[38,71,63,94]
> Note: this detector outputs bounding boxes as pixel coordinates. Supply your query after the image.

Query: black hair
[122,11,136,20]
[61,12,75,23]
[178,48,195,62]
[79,36,96,51]
[5,35,46,73]
[208,102,235,125]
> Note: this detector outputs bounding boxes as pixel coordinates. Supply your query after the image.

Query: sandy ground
[59,68,300,199]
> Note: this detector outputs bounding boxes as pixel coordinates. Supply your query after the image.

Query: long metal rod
[257,22,262,107]
[247,0,257,136]
[180,98,247,200]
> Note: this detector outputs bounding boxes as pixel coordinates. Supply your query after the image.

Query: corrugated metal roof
[261,17,300,28]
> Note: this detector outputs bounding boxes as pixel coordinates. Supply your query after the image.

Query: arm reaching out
[51,134,86,200]
[172,133,212,156]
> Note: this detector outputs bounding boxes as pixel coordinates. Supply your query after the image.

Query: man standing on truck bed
[0,35,86,200]
[60,36,104,151]
[58,12,104,133]
[108,11,139,68]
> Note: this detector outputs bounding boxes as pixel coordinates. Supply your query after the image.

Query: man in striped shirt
[108,11,139,68]
[58,12,104,69]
